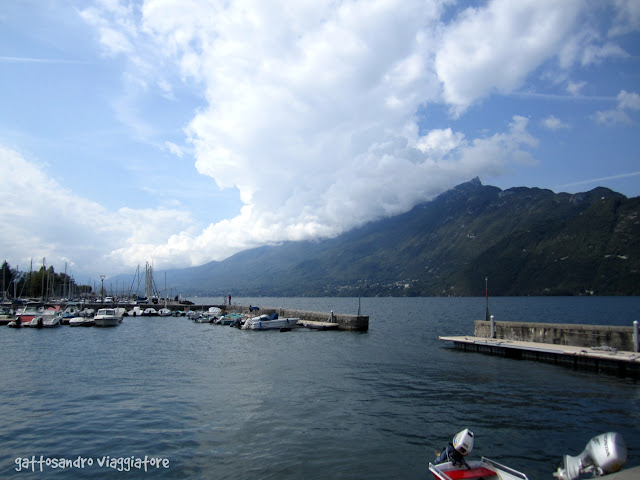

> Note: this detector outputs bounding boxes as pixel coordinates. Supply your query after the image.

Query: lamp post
[485,277,489,322]
[100,275,105,303]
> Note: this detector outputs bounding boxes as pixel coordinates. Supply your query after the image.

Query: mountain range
[131,178,640,297]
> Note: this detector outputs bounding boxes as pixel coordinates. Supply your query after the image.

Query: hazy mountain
[123,178,640,297]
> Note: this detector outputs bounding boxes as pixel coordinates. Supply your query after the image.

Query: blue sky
[1,0,639,284]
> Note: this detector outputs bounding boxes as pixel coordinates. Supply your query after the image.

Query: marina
[1,300,369,331]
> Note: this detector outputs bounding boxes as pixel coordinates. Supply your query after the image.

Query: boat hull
[93,308,124,327]
[94,319,120,327]
[243,317,299,330]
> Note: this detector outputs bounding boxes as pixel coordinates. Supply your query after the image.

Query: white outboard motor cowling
[554,432,627,480]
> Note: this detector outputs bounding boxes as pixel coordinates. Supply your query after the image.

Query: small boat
[15,302,44,324]
[200,307,222,322]
[128,306,144,317]
[69,316,94,327]
[241,313,299,330]
[214,313,247,325]
[25,316,45,328]
[158,308,172,316]
[94,308,125,327]
[142,308,158,316]
[429,430,628,480]
[42,314,62,327]
[60,303,81,324]
[0,305,15,325]
[193,313,211,323]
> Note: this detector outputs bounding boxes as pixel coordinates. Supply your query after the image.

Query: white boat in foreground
[429,430,628,480]
[94,308,125,327]
[241,313,299,330]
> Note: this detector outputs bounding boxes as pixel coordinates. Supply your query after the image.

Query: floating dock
[440,335,640,377]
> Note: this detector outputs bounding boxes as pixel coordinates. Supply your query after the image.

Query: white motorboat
[42,314,61,327]
[128,306,144,316]
[241,313,299,330]
[94,308,125,327]
[25,316,45,328]
[429,430,628,480]
[158,308,172,316]
[69,316,94,327]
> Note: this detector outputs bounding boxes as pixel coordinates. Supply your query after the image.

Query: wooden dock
[440,335,640,377]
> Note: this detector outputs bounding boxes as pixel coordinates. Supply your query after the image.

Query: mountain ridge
[124,178,640,297]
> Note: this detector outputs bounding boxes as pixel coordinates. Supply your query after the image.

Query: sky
[1,0,640,285]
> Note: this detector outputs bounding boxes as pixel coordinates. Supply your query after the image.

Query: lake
[1,296,639,479]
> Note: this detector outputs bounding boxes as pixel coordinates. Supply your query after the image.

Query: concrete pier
[441,319,640,377]
[440,335,640,377]
[225,304,368,331]
[89,302,369,331]
[474,320,635,351]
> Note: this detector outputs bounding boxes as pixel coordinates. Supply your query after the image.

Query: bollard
[490,315,495,338]
[634,320,639,353]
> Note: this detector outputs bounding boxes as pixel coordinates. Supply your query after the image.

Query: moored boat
[59,302,81,324]
[214,313,247,325]
[94,308,125,327]
[15,302,44,324]
[0,305,15,325]
[69,316,95,327]
[241,313,299,330]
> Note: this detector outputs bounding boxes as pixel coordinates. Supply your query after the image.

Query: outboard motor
[434,429,474,466]
[554,432,627,480]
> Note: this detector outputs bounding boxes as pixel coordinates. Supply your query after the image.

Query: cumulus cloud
[27,0,628,275]
[0,146,196,277]
[435,0,582,115]
[593,89,640,126]
[542,115,570,130]
[566,80,586,96]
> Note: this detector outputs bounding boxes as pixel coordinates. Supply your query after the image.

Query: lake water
[1,297,639,479]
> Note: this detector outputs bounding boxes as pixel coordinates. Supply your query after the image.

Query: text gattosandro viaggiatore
[15,455,170,472]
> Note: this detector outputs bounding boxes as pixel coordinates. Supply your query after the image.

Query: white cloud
[49,0,634,276]
[617,90,640,110]
[0,145,196,277]
[566,80,586,96]
[164,141,184,157]
[610,0,640,36]
[79,1,138,56]
[435,0,583,115]
[542,115,570,130]
[593,90,640,126]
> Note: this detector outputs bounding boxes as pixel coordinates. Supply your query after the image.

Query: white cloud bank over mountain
[1,0,638,279]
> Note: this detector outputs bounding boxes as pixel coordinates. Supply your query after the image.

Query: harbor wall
[474,320,635,351]
[81,302,369,331]
[226,305,369,331]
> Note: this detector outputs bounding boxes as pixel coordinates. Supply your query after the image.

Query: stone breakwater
[226,304,369,331]
[474,320,635,351]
